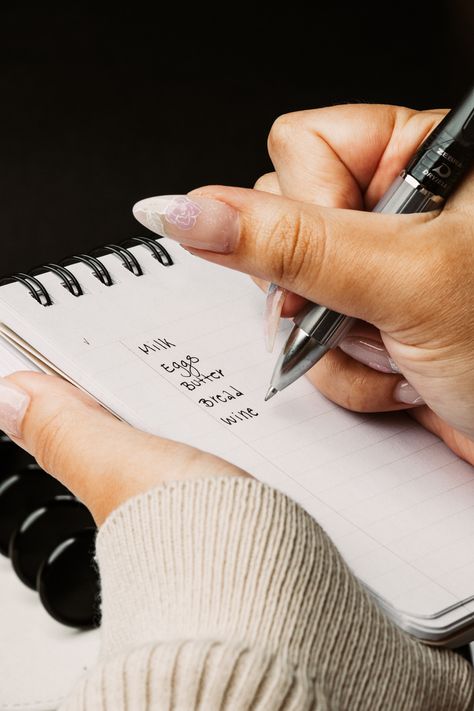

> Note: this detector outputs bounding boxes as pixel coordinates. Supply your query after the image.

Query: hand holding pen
[263,87,474,402]
[133,100,474,464]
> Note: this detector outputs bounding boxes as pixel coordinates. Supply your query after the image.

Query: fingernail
[0,378,30,438]
[264,284,287,352]
[132,195,239,253]
[393,380,424,405]
[339,337,400,374]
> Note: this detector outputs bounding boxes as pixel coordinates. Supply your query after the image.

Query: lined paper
[0,238,473,639]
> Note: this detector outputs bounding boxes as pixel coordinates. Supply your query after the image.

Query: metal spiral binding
[0,236,173,306]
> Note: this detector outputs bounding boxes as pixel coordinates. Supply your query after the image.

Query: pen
[265,85,474,401]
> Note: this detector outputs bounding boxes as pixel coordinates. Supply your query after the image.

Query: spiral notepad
[0,234,473,708]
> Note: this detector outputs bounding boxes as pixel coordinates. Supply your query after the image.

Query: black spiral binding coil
[0,236,173,306]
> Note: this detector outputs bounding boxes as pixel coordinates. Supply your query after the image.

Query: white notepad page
[0,238,473,643]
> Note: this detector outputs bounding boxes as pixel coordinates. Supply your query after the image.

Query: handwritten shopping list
[128,329,261,428]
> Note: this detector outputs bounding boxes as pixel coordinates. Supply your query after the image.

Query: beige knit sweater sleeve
[60,477,474,711]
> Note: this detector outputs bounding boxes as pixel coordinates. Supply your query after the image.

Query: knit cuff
[96,476,343,664]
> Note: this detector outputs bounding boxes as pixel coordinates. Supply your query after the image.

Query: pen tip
[264,387,278,402]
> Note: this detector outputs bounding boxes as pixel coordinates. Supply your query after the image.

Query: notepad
[0,235,473,708]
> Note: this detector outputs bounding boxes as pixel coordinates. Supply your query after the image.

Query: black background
[1,2,473,276]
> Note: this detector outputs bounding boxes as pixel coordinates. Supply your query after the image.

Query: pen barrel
[404,84,474,200]
[373,173,444,214]
[405,134,473,200]
[294,305,355,347]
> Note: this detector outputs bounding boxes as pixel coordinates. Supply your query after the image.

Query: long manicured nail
[394,380,424,405]
[339,337,400,374]
[132,195,239,253]
[0,378,30,438]
[264,284,287,352]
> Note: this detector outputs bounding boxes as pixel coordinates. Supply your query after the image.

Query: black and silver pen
[265,85,474,401]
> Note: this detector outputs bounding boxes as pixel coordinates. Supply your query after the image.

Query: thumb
[0,372,245,524]
[133,188,435,328]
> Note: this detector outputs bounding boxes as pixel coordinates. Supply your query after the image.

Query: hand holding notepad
[1,370,249,526]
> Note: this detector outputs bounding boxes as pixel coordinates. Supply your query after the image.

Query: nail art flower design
[164,196,202,230]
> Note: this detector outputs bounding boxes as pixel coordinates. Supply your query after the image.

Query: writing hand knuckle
[253,173,272,190]
[34,409,69,474]
[268,112,300,155]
